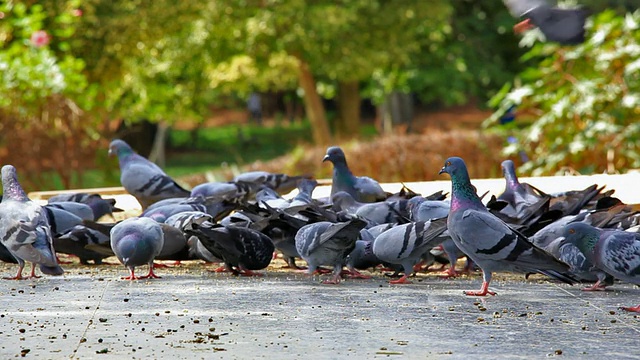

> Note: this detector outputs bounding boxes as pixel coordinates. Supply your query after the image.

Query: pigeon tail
[39,263,64,276]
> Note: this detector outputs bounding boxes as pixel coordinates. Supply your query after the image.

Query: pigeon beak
[108,148,115,157]
[438,167,447,175]
[322,155,330,163]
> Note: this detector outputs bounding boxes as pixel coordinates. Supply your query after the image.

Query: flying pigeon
[295,217,368,284]
[110,217,164,280]
[323,146,387,203]
[109,139,190,209]
[0,165,64,279]
[562,223,640,312]
[439,157,575,296]
[372,218,448,284]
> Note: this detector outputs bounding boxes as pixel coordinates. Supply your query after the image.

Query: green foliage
[0,0,87,112]
[486,10,640,175]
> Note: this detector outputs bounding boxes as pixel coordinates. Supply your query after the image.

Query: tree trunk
[379,91,414,134]
[296,57,331,145]
[148,121,169,168]
[335,81,361,138]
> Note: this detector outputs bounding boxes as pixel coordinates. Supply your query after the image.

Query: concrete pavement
[1,260,639,359]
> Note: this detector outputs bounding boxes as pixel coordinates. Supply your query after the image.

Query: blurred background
[0,0,638,192]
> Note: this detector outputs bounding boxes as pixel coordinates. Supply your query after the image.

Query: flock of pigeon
[0,139,639,312]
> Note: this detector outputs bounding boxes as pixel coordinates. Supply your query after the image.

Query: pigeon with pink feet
[295,217,367,284]
[110,217,164,280]
[0,165,64,280]
[439,157,575,296]
[562,223,640,312]
[372,218,448,284]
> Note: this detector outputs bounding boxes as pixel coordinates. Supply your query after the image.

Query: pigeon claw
[581,280,609,292]
[389,275,413,285]
[345,269,372,279]
[464,281,496,296]
[239,269,263,277]
[620,305,640,313]
[438,267,460,279]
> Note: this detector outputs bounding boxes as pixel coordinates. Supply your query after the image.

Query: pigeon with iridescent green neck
[562,223,640,312]
[109,139,190,209]
[439,157,575,296]
[323,146,387,203]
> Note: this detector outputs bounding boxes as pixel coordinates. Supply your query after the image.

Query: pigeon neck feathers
[1,166,29,202]
[449,165,484,213]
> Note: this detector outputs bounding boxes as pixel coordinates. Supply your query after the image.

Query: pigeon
[47,193,122,221]
[233,171,312,195]
[439,157,575,296]
[0,241,18,264]
[0,165,64,279]
[45,202,95,221]
[372,218,448,284]
[345,240,382,275]
[183,218,275,276]
[53,224,113,265]
[332,191,410,226]
[323,146,387,203]
[53,225,113,265]
[108,139,190,209]
[165,212,222,263]
[190,181,255,201]
[295,217,368,284]
[562,223,640,312]
[408,197,450,222]
[42,206,84,235]
[289,179,318,206]
[110,217,164,280]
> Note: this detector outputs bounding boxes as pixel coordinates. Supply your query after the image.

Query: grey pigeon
[183,218,275,276]
[47,193,122,221]
[345,240,381,276]
[0,165,64,279]
[0,241,17,264]
[562,223,640,312]
[372,218,448,284]
[42,206,84,235]
[109,139,190,209]
[295,217,368,284]
[110,217,164,280]
[332,191,410,226]
[439,157,575,296]
[323,146,387,203]
[290,179,318,206]
[45,202,94,221]
[190,181,255,201]
[408,198,450,222]
[53,225,113,265]
[233,171,312,195]
[165,212,222,263]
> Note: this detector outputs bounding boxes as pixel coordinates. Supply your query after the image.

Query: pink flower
[30,30,50,47]
[72,9,83,17]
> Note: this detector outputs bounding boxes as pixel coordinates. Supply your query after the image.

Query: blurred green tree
[486,10,640,175]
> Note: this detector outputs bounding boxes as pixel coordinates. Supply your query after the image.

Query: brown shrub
[179,128,506,187]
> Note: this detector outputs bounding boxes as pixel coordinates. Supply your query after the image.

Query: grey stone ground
[1,259,639,360]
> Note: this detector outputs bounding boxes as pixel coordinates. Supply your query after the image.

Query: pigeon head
[108,139,134,158]
[438,157,467,178]
[1,165,29,202]
[501,160,519,188]
[323,146,347,165]
[562,223,600,255]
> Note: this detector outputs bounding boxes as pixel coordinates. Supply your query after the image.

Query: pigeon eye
[445,161,451,166]
[569,229,575,234]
